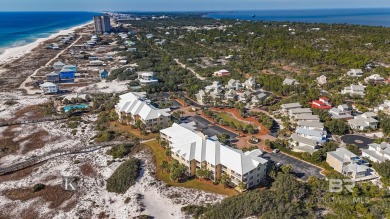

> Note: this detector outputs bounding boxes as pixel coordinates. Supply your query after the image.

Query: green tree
[160,160,169,173]
[281,165,293,174]
[347,144,361,156]
[220,173,230,188]
[165,147,172,157]
[325,119,350,135]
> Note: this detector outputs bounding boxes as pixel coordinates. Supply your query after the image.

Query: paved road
[262,152,324,181]
[341,134,373,149]
[185,115,238,139]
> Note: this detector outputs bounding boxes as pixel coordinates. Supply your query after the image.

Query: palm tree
[156,135,161,144]
[220,173,230,188]
[165,147,171,157]
[160,160,168,173]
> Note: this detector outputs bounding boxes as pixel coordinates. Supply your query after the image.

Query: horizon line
[1,7,390,13]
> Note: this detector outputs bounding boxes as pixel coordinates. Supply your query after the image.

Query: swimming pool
[63,103,89,112]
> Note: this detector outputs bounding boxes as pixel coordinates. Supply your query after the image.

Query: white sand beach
[0,21,93,66]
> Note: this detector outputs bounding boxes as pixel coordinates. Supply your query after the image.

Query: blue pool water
[64,104,89,112]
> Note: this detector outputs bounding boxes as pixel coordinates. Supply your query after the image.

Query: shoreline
[0,21,93,66]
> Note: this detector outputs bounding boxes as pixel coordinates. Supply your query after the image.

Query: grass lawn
[214,112,248,128]
[144,140,238,197]
[110,121,158,140]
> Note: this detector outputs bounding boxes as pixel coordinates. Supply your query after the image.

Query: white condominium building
[115,92,171,132]
[160,122,268,188]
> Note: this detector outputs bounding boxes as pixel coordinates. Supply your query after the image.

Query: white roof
[297,121,324,129]
[295,114,320,121]
[296,128,325,138]
[291,133,318,147]
[281,102,302,109]
[137,71,154,76]
[343,163,369,173]
[289,108,312,114]
[161,123,267,175]
[115,92,171,121]
[53,61,65,66]
[39,82,57,87]
[327,148,359,162]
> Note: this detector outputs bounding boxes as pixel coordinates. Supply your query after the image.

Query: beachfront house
[362,142,390,163]
[46,72,60,83]
[283,78,299,86]
[115,92,171,132]
[243,77,257,90]
[225,79,242,90]
[137,71,158,86]
[348,112,378,131]
[39,82,58,94]
[160,122,268,188]
[224,89,237,101]
[341,84,366,97]
[310,97,332,110]
[294,114,320,123]
[62,65,77,72]
[364,74,385,84]
[347,69,364,77]
[326,148,371,181]
[289,108,312,118]
[317,75,327,85]
[59,69,75,83]
[213,69,230,77]
[329,105,353,120]
[205,81,221,93]
[281,102,302,114]
[238,91,252,103]
[53,61,66,70]
[374,100,390,115]
[290,119,327,154]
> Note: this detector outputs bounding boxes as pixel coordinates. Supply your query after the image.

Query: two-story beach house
[362,142,390,163]
[326,148,371,181]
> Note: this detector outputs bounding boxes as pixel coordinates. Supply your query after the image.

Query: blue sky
[1,0,390,11]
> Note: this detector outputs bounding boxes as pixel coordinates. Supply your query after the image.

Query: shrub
[4,100,18,106]
[182,205,208,217]
[124,197,131,204]
[32,183,45,192]
[96,130,116,142]
[107,143,134,159]
[106,158,141,194]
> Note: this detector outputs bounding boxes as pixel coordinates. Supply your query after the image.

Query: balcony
[233,172,242,178]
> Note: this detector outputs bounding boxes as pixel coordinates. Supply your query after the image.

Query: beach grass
[144,140,238,197]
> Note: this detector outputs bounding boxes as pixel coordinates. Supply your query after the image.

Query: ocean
[0,12,98,53]
[206,8,390,27]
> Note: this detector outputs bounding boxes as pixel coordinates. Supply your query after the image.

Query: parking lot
[185,115,238,139]
[341,134,373,149]
[262,152,324,181]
